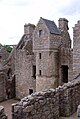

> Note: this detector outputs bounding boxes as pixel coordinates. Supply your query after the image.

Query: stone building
[33,17,72,92]
[1,17,80,119]
[0,17,74,100]
[11,17,73,99]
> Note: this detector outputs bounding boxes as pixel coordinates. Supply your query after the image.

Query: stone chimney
[24,23,35,35]
[58,18,69,31]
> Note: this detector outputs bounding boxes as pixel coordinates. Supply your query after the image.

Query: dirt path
[0,99,18,119]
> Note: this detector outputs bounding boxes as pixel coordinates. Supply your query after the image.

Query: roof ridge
[41,17,54,22]
[40,17,61,35]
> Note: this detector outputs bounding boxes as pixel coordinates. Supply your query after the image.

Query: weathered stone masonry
[15,50,36,99]
[0,17,73,100]
[15,23,36,99]
[1,18,80,119]
[12,79,80,119]
[73,20,80,79]
[33,17,72,92]
[0,72,6,101]
[0,106,7,119]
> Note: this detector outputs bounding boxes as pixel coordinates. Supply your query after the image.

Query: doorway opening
[29,89,33,95]
[61,65,68,83]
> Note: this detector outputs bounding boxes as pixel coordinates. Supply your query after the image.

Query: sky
[0,0,80,45]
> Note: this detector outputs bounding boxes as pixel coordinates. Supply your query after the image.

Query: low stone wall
[59,81,80,116]
[12,80,80,119]
[0,106,7,119]
[12,89,59,119]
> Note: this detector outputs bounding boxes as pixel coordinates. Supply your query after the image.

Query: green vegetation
[3,45,13,53]
[0,44,2,48]
[0,44,13,53]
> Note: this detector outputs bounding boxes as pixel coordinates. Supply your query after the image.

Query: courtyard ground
[0,99,78,119]
[0,99,19,119]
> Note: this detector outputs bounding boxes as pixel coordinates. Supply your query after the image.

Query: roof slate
[41,17,61,35]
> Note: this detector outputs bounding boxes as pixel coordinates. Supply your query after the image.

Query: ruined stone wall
[73,21,80,78]
[0,47,9,61]
[68,49,73,81]
[12,80,80,119]
[8,48,16,75]
[59,47,73,84]
[59,81,80,116]
[0,106,7,119]
[58,18,73,83]
[12,89,59,119]
[0,72,6,101]
[15,49,36,99]
[0,61,3,70]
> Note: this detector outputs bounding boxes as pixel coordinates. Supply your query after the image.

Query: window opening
[39,70,42,76]
[33,65,36,79]
[39,53,41,59]
[39,30,42,37]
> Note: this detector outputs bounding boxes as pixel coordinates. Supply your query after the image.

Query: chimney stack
[58,18,69,31]
[24,23,35,35]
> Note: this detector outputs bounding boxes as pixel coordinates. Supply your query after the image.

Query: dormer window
[39,30,42,37]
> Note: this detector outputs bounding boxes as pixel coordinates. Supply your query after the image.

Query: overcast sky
[0,0,80,45]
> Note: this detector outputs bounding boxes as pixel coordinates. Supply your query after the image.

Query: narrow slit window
[39,70,42,76]
[33,65,36,79]
[39,53,41,59]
